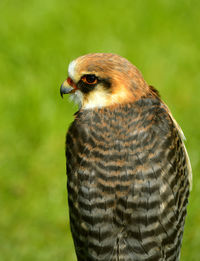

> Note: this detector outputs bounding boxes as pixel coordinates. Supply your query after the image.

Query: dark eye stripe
[77,75,111,94]
[78,80,97,94]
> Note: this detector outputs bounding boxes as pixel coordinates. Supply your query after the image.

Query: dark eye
[81,74,98,85]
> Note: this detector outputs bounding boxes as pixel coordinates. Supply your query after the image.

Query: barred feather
[66,94,190,261]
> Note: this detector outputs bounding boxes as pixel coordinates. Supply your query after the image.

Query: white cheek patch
[83,87,109,109]
[68,60,77,79]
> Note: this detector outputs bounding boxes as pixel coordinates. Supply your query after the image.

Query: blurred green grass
[0,0,199,260]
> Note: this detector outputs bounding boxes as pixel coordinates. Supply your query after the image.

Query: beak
[60,80,74,98]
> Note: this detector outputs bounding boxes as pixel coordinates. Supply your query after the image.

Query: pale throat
[69,86,110,109]
[70,85,134,110]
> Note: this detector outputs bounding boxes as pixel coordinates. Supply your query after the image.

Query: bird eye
[81,74,98,85]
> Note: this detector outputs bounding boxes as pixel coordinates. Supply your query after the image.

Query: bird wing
[163,103,192,190]
[120,98,191,260]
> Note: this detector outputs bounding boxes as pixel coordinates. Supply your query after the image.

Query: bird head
[60,53,149,109]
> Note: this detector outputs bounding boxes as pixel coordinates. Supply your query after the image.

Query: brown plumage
[60,53,192,261]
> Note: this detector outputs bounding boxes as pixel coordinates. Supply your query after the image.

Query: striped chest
[66,98,190,261]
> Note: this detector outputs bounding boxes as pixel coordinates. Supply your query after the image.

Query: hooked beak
[60,81,74,98]
[60,78,77,98]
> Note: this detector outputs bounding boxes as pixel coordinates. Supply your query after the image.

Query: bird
[60,53,192,261]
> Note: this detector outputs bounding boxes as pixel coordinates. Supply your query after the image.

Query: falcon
[60,53,192,261]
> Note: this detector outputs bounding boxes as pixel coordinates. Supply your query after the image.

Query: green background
[1,0,199,260]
